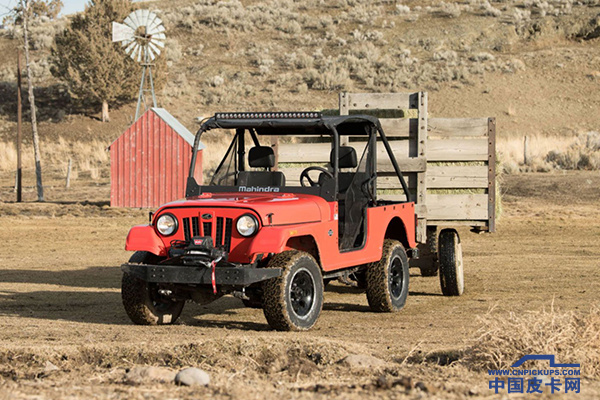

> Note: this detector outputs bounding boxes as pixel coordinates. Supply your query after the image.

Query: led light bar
[215,112,322,120]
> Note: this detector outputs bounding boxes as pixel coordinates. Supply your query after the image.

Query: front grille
[182,215,233,252]
[182,218,191,242]
[202,221,212,236]
[191,216,200,236]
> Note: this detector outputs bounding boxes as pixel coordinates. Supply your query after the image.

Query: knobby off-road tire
[262,251,324,331]
[438,229,464,296]
[122,251,185,325]
[366,240,410,312]
[419,227,439,277]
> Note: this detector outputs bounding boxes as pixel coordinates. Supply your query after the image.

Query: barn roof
[109,108,205,150]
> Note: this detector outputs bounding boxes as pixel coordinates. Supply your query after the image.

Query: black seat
[238,146,286,187]
[319,146,358,193]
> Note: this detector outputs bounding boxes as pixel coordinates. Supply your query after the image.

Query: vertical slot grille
[224,218,233,252]
[182,218,191,242]
[215,217,224,247]
[202,222,212,237]
[191,217,200,237]
[179,214,234,252]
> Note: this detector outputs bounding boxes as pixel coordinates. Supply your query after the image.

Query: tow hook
[233,288,250,301]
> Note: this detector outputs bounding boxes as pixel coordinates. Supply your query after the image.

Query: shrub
[437,2,462,18]
[462,305,600,378]
[395,5,410,15]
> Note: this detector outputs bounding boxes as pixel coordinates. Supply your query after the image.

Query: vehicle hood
[156,192,329,226]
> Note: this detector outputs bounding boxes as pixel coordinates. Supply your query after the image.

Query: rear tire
[439,229,464,296]
[122,251,185,325]
[366,240,409,312]
[262,251,323,331]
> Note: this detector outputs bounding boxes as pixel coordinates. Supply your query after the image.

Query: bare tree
[20,0,44,201]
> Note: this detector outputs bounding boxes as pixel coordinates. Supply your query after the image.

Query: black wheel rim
[389,256,404,299]
[290,270,315,317]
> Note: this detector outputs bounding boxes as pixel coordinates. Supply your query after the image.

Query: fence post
[65,158,72,189]
[523,135,529,165]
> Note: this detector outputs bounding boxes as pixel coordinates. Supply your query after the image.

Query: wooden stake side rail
[274,92,497,242]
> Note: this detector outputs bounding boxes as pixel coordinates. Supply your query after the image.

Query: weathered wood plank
[416,92,428,243]
[279,139,487,163]
[377,194,488,220]
[427,139,489,161]
[379,118,414,137]
[347,92,417,111]
[487,117,497,233]
[427,220,488,227]
[428,118,489,137]
[376,165,488,189]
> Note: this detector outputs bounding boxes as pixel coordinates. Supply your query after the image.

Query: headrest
[249,146,275,168]
[331,146,358,169]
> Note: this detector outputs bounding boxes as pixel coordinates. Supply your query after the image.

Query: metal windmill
[112,10,166,120]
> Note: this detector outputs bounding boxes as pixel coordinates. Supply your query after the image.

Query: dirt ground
[0,171,599,399]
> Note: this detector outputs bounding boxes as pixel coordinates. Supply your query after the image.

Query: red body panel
[125,192,417,271]
[125,225,168,256]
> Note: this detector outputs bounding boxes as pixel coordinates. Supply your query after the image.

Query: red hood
[156,192,330,226]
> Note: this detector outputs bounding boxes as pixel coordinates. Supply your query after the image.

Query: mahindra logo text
[238,186,281,193]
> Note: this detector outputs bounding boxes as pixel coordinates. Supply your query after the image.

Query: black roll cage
[186,114,411,203]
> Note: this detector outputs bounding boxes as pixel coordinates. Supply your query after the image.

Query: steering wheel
[300,167,334,187]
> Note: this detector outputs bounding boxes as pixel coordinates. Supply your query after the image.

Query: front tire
[121,251,185,325]
[439,229,464,296]
[262,251,324,331]
[366,240,410,312]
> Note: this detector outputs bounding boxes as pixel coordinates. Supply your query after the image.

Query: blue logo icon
[488,355,581,394]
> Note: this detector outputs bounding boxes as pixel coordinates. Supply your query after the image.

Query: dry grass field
[0,171,599,399]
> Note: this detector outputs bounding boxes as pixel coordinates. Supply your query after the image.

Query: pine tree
[51,0,142,122]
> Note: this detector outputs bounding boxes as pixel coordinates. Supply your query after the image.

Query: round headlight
[236,214,259,237]
[156,214,178,236]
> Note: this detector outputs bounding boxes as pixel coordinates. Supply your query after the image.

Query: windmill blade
[112,22,134,43]
[148,41,161,57]
[146,13,160,30]
[121,38,134,48]
[129,11,141,30]
[148,24,166,35]
[132,44,143,61]
[147,16,163,33]
[123,15,137,30]
[147,46,156,61]
[139,9,150,27]
[134,10,147,29]
[152,32,166,42]
[150,39,165,49]
[124,40,137,55]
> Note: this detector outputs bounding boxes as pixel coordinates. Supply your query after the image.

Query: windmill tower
[112,10,166,120]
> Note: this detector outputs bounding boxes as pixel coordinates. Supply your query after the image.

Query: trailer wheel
[366,240,409,312]
[262,251,323,331]
[121,251,185,325]
[438,229,464,296]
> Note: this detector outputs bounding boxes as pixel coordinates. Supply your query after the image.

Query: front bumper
[121,263,282,286]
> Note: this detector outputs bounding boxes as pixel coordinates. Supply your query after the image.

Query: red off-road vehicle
[121,112,426,331]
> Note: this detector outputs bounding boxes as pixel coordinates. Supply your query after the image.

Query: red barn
[109,108,205,208]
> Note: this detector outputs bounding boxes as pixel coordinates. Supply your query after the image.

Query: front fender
[245,226,290,259]
[245,224,322,262]
[125,225,167,257]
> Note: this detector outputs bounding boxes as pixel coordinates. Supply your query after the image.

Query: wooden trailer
[273,92,496,291]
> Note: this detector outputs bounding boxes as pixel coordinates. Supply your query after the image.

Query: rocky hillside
[0,0,599,173]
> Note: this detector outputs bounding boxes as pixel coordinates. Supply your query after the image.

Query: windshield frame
[185,115,411,203]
